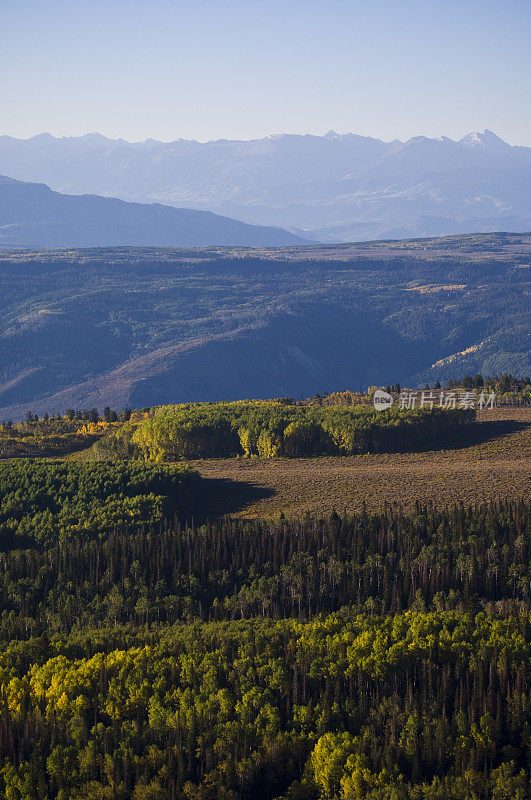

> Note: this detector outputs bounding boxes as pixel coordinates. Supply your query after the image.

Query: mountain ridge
[1,129,529,241]
[0,175,308,248]
[3,127,525,147]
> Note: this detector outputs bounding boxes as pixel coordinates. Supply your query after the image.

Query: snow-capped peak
[460,129,508,148]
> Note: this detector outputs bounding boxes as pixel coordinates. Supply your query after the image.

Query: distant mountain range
[0,176,307,248]
[0,130,530,241]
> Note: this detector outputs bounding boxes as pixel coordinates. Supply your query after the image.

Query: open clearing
[191,407,530,518]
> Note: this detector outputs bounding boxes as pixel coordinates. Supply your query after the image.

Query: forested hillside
[0,491,528,799]
[0,319,528,800]
[0,233,529,421]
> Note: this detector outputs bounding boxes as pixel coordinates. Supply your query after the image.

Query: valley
[0,232,529,421]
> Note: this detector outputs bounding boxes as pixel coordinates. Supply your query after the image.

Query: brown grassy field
[191,407,530,519]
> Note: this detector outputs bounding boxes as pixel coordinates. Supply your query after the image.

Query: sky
[2,0,530,145]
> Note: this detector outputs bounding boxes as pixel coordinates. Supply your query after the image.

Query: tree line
[0,409,134,459]
[97,402,475,461]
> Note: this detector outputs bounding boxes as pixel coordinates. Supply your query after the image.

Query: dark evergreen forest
[0,456,528,799]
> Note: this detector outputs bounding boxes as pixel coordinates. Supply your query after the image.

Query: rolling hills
[0,232,529,420]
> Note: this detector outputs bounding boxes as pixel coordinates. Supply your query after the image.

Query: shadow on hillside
[189,477,275,524]
[439,418,530,451]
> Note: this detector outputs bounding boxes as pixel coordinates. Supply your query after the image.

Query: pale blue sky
[2,0,530,144]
